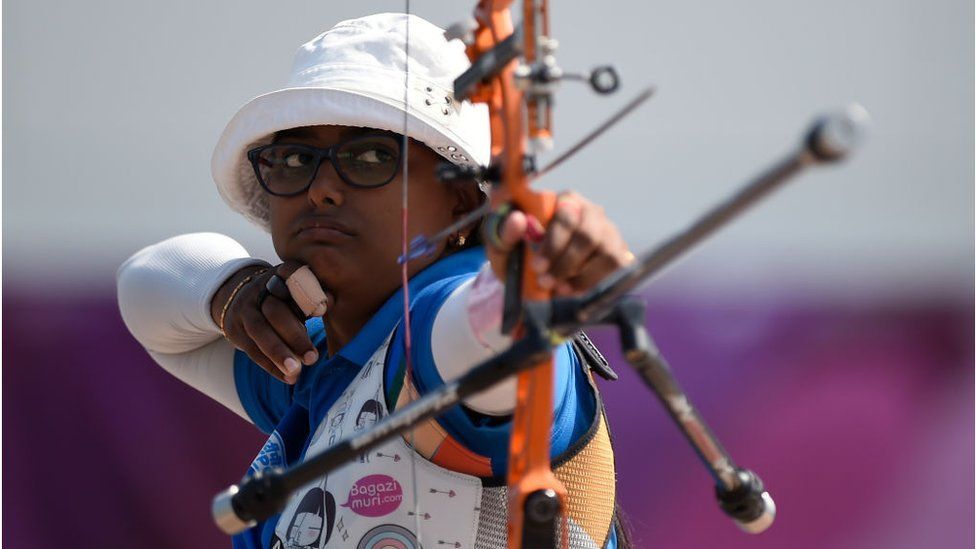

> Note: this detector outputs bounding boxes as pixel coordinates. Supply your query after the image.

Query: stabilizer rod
[573,104,870,326]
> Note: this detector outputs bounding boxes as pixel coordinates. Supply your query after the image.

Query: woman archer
[118,13,633,549]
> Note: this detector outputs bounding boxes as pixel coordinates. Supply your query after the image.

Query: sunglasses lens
[334,136,400,187]
[255,145,319,195]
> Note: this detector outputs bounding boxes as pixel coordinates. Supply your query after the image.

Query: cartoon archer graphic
[275,485,336,549]
[354,399,383,463]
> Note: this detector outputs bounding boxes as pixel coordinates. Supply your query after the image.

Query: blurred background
[3,0,972,547]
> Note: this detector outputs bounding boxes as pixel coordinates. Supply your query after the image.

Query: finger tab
[286,266,329,317]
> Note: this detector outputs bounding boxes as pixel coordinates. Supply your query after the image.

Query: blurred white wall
[3,0,973,302]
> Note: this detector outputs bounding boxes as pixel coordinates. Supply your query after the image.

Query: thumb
[494,209,529,252]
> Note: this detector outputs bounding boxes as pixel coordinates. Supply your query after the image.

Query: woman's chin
[293,242,353,266]
[289,245,401,300]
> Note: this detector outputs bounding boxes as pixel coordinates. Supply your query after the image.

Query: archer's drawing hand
[210,261,325,385]
[485,191,633,297]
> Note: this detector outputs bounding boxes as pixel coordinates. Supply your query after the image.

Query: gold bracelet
[218,267,269,336]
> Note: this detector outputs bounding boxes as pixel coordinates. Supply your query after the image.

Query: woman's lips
[295,217,355,241]
[298,226,352,241]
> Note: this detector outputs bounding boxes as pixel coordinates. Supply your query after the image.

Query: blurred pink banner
[3,289,972,548]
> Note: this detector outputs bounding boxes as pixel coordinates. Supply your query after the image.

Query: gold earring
[454,233,466,247]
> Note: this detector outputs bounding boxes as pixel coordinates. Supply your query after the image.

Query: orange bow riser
[461,2,566,548]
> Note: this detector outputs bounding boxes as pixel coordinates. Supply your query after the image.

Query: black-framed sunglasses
[247,133,403,196]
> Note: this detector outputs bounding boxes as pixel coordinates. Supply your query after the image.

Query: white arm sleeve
[148,341,250,421]
[117,232,269,420]
[431,264,515,416]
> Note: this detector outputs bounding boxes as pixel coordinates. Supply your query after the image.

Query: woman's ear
[451,181,484,220]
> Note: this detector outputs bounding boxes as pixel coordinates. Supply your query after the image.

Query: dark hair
[356,399,383,422]
[613,500,635,548]
[285,487,336,546]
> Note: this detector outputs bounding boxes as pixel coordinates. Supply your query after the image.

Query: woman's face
[267,125,477,306]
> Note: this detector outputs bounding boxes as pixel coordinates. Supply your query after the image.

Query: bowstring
[399,4,423,545]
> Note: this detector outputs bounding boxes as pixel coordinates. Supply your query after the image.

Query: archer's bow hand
[484,191,634,297]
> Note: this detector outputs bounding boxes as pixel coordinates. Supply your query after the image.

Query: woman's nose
[306,161,344,207]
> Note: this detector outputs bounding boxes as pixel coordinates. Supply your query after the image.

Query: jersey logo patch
[340,474,403,517]
[249,431,287,474]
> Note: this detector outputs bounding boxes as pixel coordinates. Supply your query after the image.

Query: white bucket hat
[211,13,491,230]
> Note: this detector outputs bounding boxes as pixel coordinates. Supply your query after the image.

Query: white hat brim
[212,86,488,230]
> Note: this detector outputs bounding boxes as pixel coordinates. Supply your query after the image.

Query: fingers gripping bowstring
[399,4,423,545]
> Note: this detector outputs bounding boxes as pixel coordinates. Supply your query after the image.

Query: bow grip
[511,189,557,301]
[498,189,557,332]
